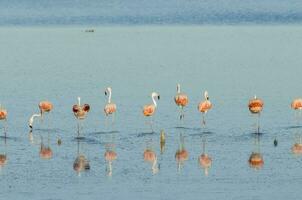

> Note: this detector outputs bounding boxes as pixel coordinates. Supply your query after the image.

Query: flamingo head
[152,92,160,100]
[204,91,209,100]
[176,84,180,93]
[105,87,112,96]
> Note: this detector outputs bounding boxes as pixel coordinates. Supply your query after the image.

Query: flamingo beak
[158,95,160,100]
[29,125,33,129]
[105,91,107,96]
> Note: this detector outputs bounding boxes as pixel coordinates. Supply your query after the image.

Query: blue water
[1,0,302,25]
[0,26,302,199]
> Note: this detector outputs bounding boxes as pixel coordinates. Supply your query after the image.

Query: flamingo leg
[77,119,80,138]
[202,113,206,128]
[3,119,7,138]
[150,116,154,133]
[257,114,260,134]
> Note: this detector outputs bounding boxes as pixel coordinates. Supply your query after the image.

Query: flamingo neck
[204,91,209,101]
[108,89,112,104]
[152,94,157,107]
[77,97,81,106]
[177,84,180,93]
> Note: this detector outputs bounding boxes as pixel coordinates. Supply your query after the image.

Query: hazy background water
[1,0,302,25]
[0,26,302,199]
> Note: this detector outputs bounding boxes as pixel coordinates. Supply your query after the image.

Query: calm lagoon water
[0,26,302,199]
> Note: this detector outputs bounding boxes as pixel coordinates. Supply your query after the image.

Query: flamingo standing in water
[291,98,302,124]
[174,84,189,120]
[29,101,53,130]
[143,92,160,131]
[72,97,90,137]
[104,87,117,126]
[198,91,212,126]
[248,95,264,133]
[0,104,8,136]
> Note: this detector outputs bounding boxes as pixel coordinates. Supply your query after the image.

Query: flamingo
[291,98,302,123]
[198,91,212,126]
[29,101,53,130]
[174,84,189,120]
[0,104,8,136]
[248,95,264,133]
[72,97,90,137]
[104,87,117,125]
[143,92,160,131]
[143,149,159,174]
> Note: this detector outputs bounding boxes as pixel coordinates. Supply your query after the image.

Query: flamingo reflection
[199,136,212,176]
[73,140,90,175]
[104,134,117,177]
[292,131,302,155]
[248,134,264,170]
[175,133,189,172]
[39,135,53,160]
[0,137,7,169]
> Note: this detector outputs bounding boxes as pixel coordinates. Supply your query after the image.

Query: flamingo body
[175,93,188,107]
[73,104,90,120]
[39,101,53,113]
[248,97,263,114]
[291,99,302,110]
[0,109,7,120]
[198,101,212,113]
[143,104,156,117]
[104,103,117,115]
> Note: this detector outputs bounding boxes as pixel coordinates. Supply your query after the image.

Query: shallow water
[0,26,302,199]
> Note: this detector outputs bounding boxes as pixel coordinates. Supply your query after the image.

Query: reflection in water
[160,130,165,154]
[143,138,159,174]
[73,140,90,174]
[199,136,212,176]
[291,130,302,155]
[248,134,264,170]
[143,149,159,175]
[0,137,7,169]
[104,133,117,177]
[40,135,53,160]
[175,133,188,172]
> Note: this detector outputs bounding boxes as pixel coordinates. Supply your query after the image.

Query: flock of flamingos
[1,84,302,175]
